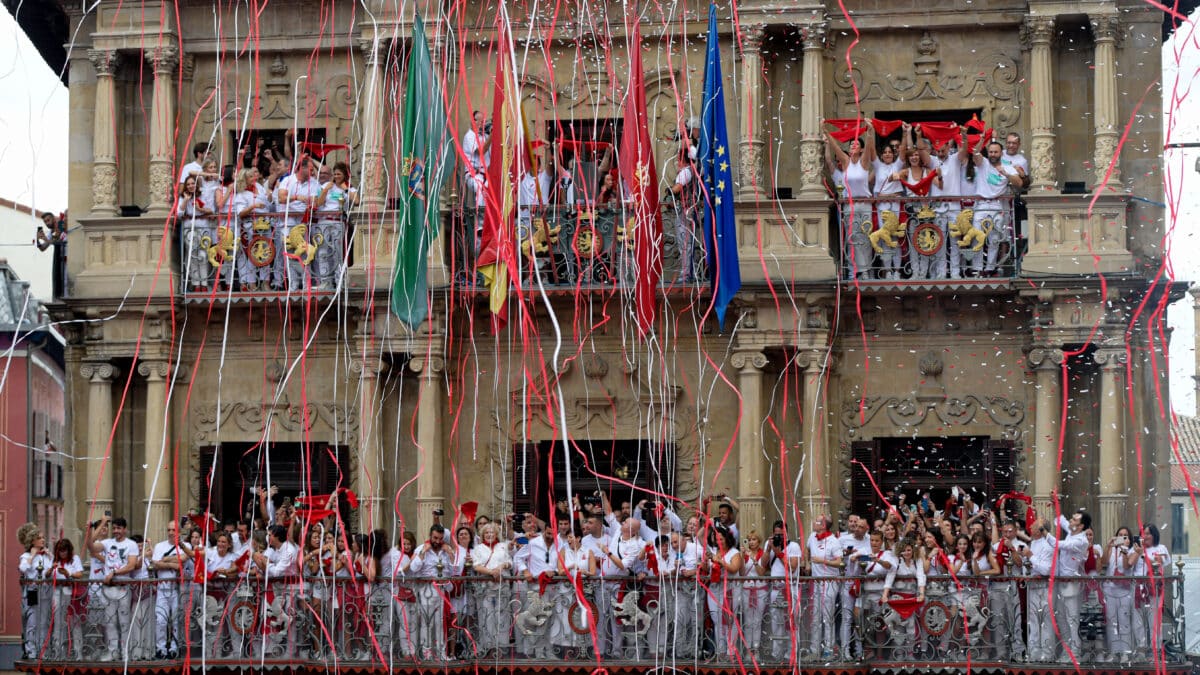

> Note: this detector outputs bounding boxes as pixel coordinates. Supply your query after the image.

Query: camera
[1130,535,1141,546]
[772,534,785,548]
[432,508,445,517]
[1116,535,1129,547]
[483,120,493,135]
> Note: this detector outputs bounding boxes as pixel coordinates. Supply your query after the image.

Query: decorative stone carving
[1020,15,1056,50]
[841,393,1025,442]
[1030,137,1056,188]
[731,351,768,371]
[1089,14,1123,47]
[408,353,446,378]
[88,49,121,76]
[80,362,119,381]
[180,53,195,81]
[741,24,766,57]
[1093,134,1119,184]
[91,164,118,212]
[1027,347,1064,369]
[738,140,765,195]
[582,353,608,379]
[802,23,827,51]
[1093,347,1128,368]
[149,45,178,75]
[918,351,943,378]
[833,47,1021,130]
[914,31,939,76]
[138,360,171,380]
[799,141,823,192]
[191,400,359,445]
[269,53,288,78]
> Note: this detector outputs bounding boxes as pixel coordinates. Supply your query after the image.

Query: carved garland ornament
[840,393,1025,441]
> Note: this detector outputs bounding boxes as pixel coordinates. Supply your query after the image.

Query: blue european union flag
[699,4,740,330]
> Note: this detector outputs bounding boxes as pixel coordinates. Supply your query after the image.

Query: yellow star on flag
[720,161,729,172]
[717,179,726,191]
[716,145,725,157]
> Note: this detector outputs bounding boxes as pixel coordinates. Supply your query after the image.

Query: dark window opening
[1170,502,1188,554]
[513,438,672,523]
[544,118,622,204]
[232,128,329,174]
[199,442,350,528]
[851,436,1014,522]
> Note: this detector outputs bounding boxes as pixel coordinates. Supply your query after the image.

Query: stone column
[146,46,179,216]
[1090,14,1122,189]
[89,50,122,216]
[1022,16,1057,191]
[1028,347,1063,511]
[352,356,388,530]
[731,351,768,535]
[138,360,171,536]
[737,25,766,200]
[410,350,446,535]
[800,354,829,519]
[1095,347,1128,536]
[80,362,120,517]
[798,22,828,198]
[358,39,387,212]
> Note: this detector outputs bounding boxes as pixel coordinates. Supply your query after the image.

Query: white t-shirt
[932,152,965,199]
[179,161,204,184]
[975,159,1018,201]
[100,537,141,580]
[151,540,184,580]
[278,174,322,217]
[873,158,903,196]
[1001,151,1029,179]
[806,533,843,578]
[463,129,489,173]
[769,541,804,578]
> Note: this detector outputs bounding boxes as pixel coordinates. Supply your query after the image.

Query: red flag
[300,142,350,161]
[916,122,960,150]
[825,118,870,142]
[870,119,903,137]
[619,23,661,335]
[476,26,525,332]
[460,501,479,524]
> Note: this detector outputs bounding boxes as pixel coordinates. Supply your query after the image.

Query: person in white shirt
[882,538,926,658]
[806,516,844,659]
[408,525,457,660]
[178,142,210,184]
[554,527,594,653]
[48,538,85,660]
[668,153,700,283]
[470,523,511,655]
[855,530,896,655]
[1100,526,1135,659]
[762,521,804,661]
[931,140,967,279]
[873,127,908,280]
[1023,520,1057,662]
[990,518,1028,660]
[1001,133,1029,187]
[1052,510,1093,662]
[1129,523,1170,657]
[515,527,558,658]
[312,161,357,290]
[703,527,742,660]
[664,530,701,658]
[251,524,300,657]
[275,156,322,290]
[461,110,491,206]
[838,515,870,658]
[595,518,645,658]
[150,520,186,659]
[826,132,877,280]
[229,168,274,291]
[968,135,1022,276]
[87,517,142,661]
[18,523,53,659]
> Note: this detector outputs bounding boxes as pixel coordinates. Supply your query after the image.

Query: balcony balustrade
[16,572,1187,671]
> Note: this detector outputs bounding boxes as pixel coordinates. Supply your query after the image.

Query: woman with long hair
[703,527,742,660]
[470,523,511,656]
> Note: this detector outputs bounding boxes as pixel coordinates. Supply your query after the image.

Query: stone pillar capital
[1020,15,1056,50]
[137,360,171,381]
[408,353,446,378]
[358,38,387,67]
[1089,14,1123,46]
[801,22,828,51]
[88,49,122,76]
[740,24,766,55]
[1093,347,1128,368]
[351,357,389,378]
[81,361,120,382]
[731,351,767,372]
[1028,347,1064,370]
[149,45,179,75]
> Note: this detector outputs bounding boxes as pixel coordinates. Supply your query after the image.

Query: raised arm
[825,132,850,168]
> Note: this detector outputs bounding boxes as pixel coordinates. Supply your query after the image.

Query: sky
[0,5,1199,413]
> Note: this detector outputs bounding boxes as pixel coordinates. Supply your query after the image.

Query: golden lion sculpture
[205,225,236,268]
[869,210,906,253]
[519,217,560,259]
[950,209,987,252]
[285,223,317,265]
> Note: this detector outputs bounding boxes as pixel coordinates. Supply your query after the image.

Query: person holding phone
[1100,526,1135,659]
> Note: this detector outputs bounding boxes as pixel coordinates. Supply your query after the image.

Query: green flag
[391,15,453,327]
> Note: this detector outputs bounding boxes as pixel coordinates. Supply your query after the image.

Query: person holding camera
[149,519,186,659]
[1128,524,1170,658]
[409,524,457,660]
[837,515,870,658]
[596,518,646,658]
[1100,526,1135,659]
[18,523,53,659]
[1050,508,1093,662]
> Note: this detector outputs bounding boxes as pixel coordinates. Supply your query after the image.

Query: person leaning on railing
[18,523,53,659]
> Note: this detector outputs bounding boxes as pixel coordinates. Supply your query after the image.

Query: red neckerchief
[901,170,938,196]
[996,538,1010,564]
[248,184,257,194]
[816,531,833,541]
[644,544,659,576]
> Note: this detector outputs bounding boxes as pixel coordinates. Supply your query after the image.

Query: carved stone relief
[832,36,1022,130]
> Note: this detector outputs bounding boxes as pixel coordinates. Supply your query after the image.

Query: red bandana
[816,531,833,541]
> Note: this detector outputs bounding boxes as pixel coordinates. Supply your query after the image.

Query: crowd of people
[175,140,357,294]
[18,488,1177,665]
[826,123,1028,281]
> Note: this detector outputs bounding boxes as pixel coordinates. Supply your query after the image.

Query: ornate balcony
[16,573,1189,673]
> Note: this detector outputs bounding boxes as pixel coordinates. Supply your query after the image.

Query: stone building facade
[15,0,1176,548]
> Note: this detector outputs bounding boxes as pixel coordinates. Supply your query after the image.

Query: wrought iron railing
[174,210,351,296]
[17,572,1186,667]
[835,195,1021,282]
[447,204,708,289]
